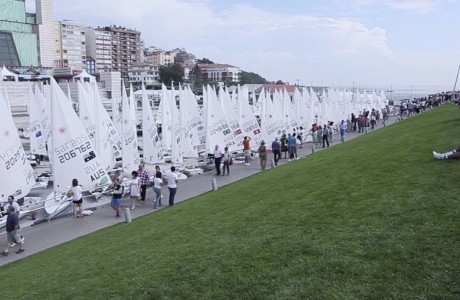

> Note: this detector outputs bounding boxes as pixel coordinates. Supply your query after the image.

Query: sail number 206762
[57,142,91,163]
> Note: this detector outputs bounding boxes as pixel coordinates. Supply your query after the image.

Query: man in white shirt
[165,166,178,206]
[213,145,223,176]
[4,195,20,216]
[4,195,23,248]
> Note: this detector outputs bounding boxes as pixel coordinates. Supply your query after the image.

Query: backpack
[228,155,233,165]
[113,184,124,195]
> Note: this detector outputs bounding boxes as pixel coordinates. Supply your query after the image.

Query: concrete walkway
[0,118,397,266]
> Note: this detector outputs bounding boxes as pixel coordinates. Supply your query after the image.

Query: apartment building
[97,25,142,78]
[128,63,159,86]
[55,20,87,70]
[35,0,56,68]
[85,28,112,73]
[197,63,242,83]
[144,50,175,66]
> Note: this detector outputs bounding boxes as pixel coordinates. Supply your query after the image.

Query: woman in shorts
[69,178,83,218]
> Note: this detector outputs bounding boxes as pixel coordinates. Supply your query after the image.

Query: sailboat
[141,83,164,164]
[0,87,42,228]
[44,79,111,219]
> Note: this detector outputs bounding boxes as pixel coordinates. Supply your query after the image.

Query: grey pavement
[0,117,399,266]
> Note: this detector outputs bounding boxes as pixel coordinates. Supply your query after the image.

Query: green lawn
[2,105,460,300]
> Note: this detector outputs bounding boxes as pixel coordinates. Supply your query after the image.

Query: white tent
[1,65,18,82]
[73,70,96,83]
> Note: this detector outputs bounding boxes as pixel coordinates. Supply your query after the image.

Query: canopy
[1,65,18,82]
[73,70,96,83]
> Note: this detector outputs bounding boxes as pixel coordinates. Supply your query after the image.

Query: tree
[197,58,214,64]
[241,71,268,84]
[159,64,184,86]
[275,80,284,85]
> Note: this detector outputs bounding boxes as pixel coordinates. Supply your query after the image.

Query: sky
[27,0,460,91]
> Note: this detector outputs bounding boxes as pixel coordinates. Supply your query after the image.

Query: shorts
[111,198,122,207]
[73,199,83,205]
[7,230,21,244]
[244,150,250,156]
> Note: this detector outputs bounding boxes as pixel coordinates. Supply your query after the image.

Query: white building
[198,63,242,83]
[85,28,112,73]
[35,0,57,68]
[56,20,87,70]
[128,63,160,86]
[145,50,175,66]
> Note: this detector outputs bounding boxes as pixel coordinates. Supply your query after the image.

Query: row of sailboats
[2,80,389,224]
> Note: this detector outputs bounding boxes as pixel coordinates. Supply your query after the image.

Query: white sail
[28,85,48,156]
[204,85,233,153]
[160,84,172,151]
[141,83,164,164]
[186,86,206,145]
[49,78,111,193]
[237,85,264,149]
[112,94,123,140]
[0,89,35,198]
[220,87,243,152]
[178,85,199,158]
[34,84,51,147]
[170,84,183,164]
[261,88,284,149]
[78,82,96,146]
[91,82,121,170]
[121,82,140,175]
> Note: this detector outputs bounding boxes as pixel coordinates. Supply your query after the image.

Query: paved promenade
[0,119,396,267]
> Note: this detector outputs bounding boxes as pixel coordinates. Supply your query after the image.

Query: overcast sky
[27,0,460,91]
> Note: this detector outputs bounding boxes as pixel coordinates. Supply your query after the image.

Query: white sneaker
[432,151,445,160]
[10,236,24,248]
[288,159,291,162]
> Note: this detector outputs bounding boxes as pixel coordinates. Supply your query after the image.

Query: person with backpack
[222,146,232,176]
[111,178,124,218]
[258,141,268,170]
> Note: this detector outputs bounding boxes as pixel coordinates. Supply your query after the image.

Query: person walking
[110,178,123,218]
[271,137,281,166]
[288,133,298,160]
[154,165,163,205]
[68,178,83,218]
[339,120,347,143]
[322,124,330,148]
[316,125,323,147]
[1,206,25,256]
[130,171,142,210]
[165,166,178,206]
[328,122,334,143]
[222,146,232,176]
[138,163,150,202]
[258,141,267,170]
[4,195,23,248]
[152,172,163,209]
[213,144,223,175]
[280,133,288,159]
[243,136,251,165]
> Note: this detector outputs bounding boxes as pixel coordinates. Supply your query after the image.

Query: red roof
[256,84,297,94]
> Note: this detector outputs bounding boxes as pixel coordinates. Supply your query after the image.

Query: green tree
[241,71,268,84]
[159,64,184,86]
[275,80,284,85]
[197,58,214,64]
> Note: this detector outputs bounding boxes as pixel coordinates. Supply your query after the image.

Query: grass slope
[2,105,460,300]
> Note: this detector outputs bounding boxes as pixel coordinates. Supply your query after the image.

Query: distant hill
[241,71,268,84]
